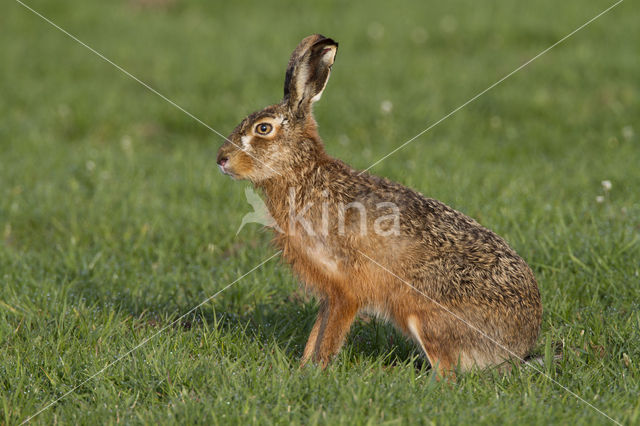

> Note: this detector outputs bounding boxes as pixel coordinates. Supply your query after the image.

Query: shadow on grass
[207,296,428,370]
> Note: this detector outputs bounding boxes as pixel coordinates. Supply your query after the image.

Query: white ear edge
[310,78,328,103]
[310,70,332,103]
[310,46,337,103]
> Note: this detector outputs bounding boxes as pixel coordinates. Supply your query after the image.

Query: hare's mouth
[217,156,236,178]
[217,163,235,178]
[217,163,240,180]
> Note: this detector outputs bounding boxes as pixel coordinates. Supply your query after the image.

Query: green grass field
[1,0,639,424]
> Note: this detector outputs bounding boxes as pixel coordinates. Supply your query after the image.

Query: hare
[217,34,542,374]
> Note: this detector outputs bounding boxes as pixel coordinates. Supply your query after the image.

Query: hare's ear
[283,34,338,117]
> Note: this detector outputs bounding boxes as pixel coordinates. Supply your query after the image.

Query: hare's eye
[255,123,273,135]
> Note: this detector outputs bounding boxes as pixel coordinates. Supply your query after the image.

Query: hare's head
[217,34,338,182]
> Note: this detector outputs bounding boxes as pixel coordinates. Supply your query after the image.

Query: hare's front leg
[300,299,329,367]
[311,295,359,367]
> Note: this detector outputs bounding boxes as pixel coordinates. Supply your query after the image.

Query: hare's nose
[217,156,228,167]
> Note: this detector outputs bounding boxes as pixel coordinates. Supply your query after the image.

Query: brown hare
[217,34,542,375]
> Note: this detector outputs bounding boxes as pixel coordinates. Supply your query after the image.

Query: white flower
[601,180,612,192]
[380,100,393,114]
[596,195,605,203]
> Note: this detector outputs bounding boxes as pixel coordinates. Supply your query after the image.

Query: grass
[1,0,639,424]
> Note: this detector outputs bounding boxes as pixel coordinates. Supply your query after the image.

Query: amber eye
[255,122,273,135]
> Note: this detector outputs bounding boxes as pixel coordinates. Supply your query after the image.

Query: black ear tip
[313,34,338,48]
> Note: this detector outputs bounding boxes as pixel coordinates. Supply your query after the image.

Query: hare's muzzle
[216,150,230,175]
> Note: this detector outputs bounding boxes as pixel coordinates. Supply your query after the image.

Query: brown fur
[217,34,542,374]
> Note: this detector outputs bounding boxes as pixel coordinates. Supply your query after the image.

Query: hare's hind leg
[406,314,457,377]
[312,294,359,367]
[301,299,329,367]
